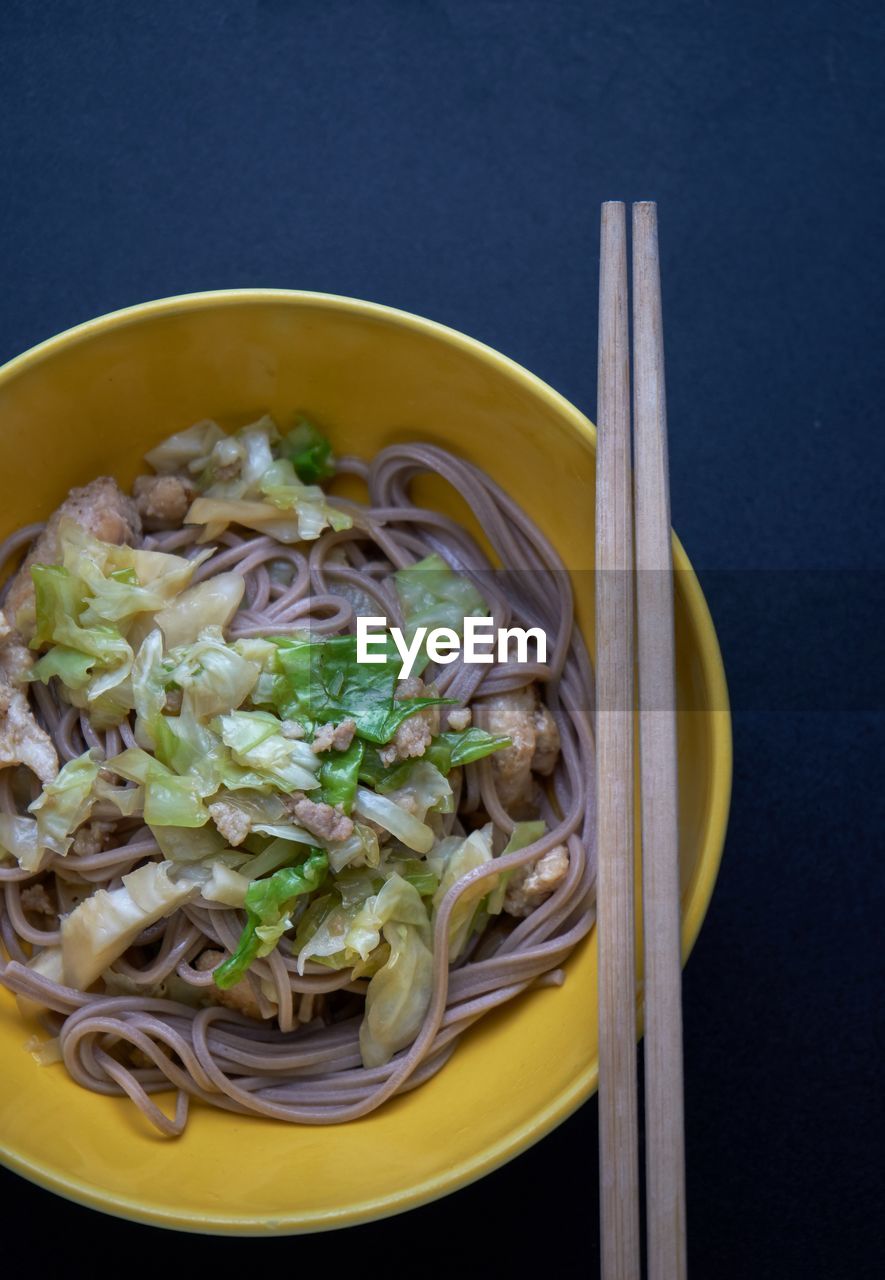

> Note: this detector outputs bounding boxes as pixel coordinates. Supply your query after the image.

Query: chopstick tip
[633,200,658,222]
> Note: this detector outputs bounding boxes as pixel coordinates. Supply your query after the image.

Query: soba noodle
[0,440,596,1134]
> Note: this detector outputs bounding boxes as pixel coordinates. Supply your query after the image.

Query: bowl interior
[0,292,730,1232]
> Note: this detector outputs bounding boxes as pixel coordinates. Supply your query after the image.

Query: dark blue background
[1,2,882,1274]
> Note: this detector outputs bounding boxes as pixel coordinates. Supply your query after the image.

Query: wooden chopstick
[596,200,642,1280]
[596,200,686,1279]
[632,200,687,1280]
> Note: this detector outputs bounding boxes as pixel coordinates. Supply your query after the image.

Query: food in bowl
[0,414,596,1134]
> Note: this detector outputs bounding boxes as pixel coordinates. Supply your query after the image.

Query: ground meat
[0,607,59,782]
[280,719,305,739]
[384,714,432,762]
[503,844,570,918]
[379,676,440,764]
[208,801,251,847]
[195,950,263,1019]
[0,677,59,783]
[71,820,116,857]
[396,676,424,697]
[286,794,354,842]
[0,626,33,686]
[476,685,561,813]
[446,706,472,732]
[3,477,142,638]
[531,702,560,776]
[164,688,183,714]
[20,883,55,917]
[132,473,195,529]
[310,718,356,754]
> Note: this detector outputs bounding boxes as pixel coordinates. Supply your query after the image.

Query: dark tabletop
[1,2,882,1275]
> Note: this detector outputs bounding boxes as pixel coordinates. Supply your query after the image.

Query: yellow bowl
[0,290,731,1233]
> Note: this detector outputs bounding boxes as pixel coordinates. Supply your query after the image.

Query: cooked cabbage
[241,835,311,880]
[0,813,40,873]
[27,750,101,864]
[28,520,213,725]
[168,627,260,720]
[430,824,496,960]
[31,563,132,702]
[216,710,319,792]
[326,822,381,874]
[201,861,251,908]
[381,760,453,822]
[60,519,210,628]
[144,419,226,474]
[190,499,346,545]
[106,747,210,827]
[259,459,352,539]
[131,628,168,744]
[150,822,227,863]
[61,860,196,990]
[272,633,449,744]
[279,419,336,484]
[153,572,245,648]
[295,870,428,977]
[214,849,328,988]
[394,552,487,672]
[359,878,434,1068]
[353,786,435,854]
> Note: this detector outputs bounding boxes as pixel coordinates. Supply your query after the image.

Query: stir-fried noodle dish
[0,417,596,1134]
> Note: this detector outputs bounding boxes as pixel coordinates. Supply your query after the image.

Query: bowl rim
[0,288,732,1234]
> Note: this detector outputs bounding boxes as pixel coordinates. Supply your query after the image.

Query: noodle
[0,442,596,1132]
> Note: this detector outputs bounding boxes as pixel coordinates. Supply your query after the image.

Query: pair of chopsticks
[595,202,685,1280]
